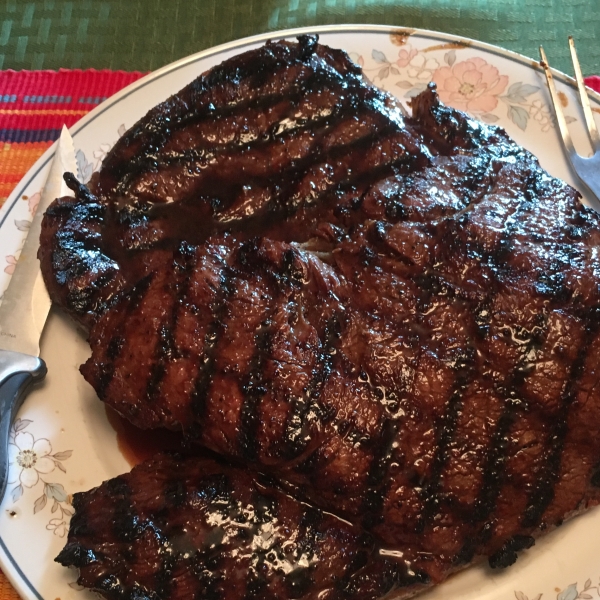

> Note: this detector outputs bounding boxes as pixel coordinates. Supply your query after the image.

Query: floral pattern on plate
[3,190,40,276]
[350,37,577,133]
[76,123,126,183]
[516,577,600,600]
[8,418,73,537]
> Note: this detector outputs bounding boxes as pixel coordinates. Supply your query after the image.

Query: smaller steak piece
[56,453,424,600]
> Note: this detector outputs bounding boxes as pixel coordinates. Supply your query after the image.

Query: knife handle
[0,350,47,501]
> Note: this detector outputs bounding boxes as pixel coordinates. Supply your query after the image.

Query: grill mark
[591,459,600,488]
[186,43,347,129]
[361,419,398,528]
[296,506,323,557]
[448,153,499,218]
[125,272,156,314]
[274,131,420,215]
[192,552,224,600]
[238,319,274,462]
[400,178,481,534]
[124,118,416,234]
[339,551,429,598]
[64,266,120,317]
[535,259,570,301]
[454,171,550,563]
[521,308,600,528]
[113,62,372,194]
[286,314,341,462]
[119,66,310,170]
[95,335,125,400]
[95,274,155,399]
[141,98,380,172]
[164,478,187,508]
[235,245,317,462]
[488,534,536,569]
[279,248,306,288]
[453,391,529,565]
[116,95,348,192]
[145,243,198,402]
[155,553,177,599]
[189,264,235,427]
[201,472,235,508]
[335,538,372,596]
[415,345,476,533]
[228,150,422,240]
[381,145,500,228]
[283,506,323,598]
[464,155,498,201]
[244,574,267,600]
[107,476,144,544]
[491,170,539,265]
[144,323,175,403]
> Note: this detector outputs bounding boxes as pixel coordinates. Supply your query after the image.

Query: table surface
[1,0,599,76]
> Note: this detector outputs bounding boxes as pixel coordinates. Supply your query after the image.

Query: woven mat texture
[0,66,148,595]
[0,575,18,600]
[0,69,145,207]
[1,0,599,75]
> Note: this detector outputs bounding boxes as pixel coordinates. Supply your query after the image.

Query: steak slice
[40,34,433,328]
[42,36,600,599]
[56,453,424,600]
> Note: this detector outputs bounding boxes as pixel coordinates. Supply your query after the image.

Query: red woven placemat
[0,67,146,598]
[586,75,600,94]
[0,69,146,208]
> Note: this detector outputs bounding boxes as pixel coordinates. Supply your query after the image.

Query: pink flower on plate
[349,52,364,67]
[8,432,55,488]
[396,46,418,68]
[27,192,40,217]
[433,57,508,113]
[4,255,17,275]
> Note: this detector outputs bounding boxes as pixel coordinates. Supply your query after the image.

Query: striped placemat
[0,68,145,598]
[0,69,145,209]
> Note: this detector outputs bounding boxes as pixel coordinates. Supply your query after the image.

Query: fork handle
[0,351,47,502]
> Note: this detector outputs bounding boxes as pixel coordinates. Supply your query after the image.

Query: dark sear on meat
[42,35,600,599]
[56,453,417,600]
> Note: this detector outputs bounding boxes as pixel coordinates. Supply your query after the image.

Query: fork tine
[539,45,577,159]
[569,36,600,150]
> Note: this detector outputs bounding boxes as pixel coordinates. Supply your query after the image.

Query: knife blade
[0,125,78,501]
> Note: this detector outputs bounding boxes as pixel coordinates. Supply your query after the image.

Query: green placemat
[1,0,599,76]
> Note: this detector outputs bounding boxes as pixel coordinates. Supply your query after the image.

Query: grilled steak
[42,35,600,598]
[39,34,427,329]
[56,452,420,600]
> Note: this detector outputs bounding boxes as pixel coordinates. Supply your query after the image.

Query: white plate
[1,25,599,600]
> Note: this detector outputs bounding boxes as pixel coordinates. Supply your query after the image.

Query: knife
[0,126,78,501]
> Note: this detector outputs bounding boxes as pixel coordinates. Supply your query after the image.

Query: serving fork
[540,37,600,206]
